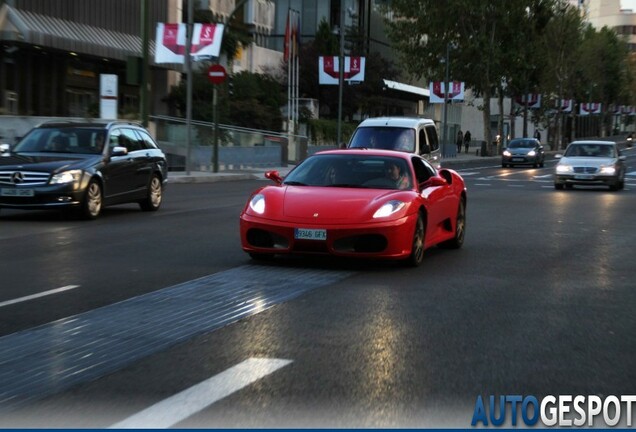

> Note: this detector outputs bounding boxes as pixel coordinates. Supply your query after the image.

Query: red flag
[284,10,291,59]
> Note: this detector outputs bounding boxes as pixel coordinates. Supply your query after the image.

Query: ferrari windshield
[283,154,413,190]
[13,127,106,155]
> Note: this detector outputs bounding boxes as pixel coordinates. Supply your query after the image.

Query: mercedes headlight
[599,166,616,175]
[373,200,405,218]
[556,164,573,174]
[50,169,82,185]
[249,193,266,214]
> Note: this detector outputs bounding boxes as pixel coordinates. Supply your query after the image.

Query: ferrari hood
[282,186,406,221]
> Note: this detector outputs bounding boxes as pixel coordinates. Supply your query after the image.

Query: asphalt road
[0,150,635,428]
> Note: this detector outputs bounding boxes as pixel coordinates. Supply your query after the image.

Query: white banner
[555,99,573,113]
[428,81,465,103]
[155,23,224,64]
[318,56,366,85]
[580,102,602,115]
[515,94,541,109]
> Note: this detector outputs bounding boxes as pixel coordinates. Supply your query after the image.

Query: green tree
[574,25,630,136]
[165,66,284,131]
[385,0,557,154]
[538,2,584,148]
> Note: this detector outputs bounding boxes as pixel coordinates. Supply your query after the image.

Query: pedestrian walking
[464,130,471,153]
[534,129,541,141]
[456,130,463,154]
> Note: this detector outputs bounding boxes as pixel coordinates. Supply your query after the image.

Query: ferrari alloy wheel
[140,174,163,211]
[440,199,466,249]
[407,213,425,267]
[81,180,103,220]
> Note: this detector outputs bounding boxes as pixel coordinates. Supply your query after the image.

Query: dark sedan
[501,138,545,168]
[0,120,168,219]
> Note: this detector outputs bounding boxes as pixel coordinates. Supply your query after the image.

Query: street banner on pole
[155,23,224,63]
[555,99,573,112]
[428,81,465,103]
[580,102,602,115]
[319,56,366,85]
[515,94,541,109]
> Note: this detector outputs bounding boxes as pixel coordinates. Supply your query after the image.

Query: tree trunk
[483,86,493,156]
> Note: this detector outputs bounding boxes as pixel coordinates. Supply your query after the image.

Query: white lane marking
[627,171,636,176]
[0,285,79,308]
[110,357,293,429]
[455,171,480,176]
[533,174,553,179]
[508,184,525,187]
[474,183,492,186]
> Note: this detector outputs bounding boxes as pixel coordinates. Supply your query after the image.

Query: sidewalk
[167,150,501,184]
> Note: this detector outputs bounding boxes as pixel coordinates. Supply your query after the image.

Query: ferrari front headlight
[249,193,266,214]
[50,169,82,185]
[373,200,405,218]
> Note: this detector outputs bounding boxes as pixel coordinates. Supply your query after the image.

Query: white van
[347,117,441,166]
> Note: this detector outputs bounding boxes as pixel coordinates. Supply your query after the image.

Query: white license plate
[1,188,34,197]
[574,174,593,180]
[512,157,524,162]
[294,228,327,241]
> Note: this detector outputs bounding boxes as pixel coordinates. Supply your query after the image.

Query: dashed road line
[110,357,293,429]
[0,285,79,308]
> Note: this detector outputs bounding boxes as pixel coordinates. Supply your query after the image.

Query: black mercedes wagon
[0,120,168,219]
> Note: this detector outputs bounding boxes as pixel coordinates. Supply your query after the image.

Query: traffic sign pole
[207,64,226,173]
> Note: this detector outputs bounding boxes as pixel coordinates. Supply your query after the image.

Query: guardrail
[151,115,311,171]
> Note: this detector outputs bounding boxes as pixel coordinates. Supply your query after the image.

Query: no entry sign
[208,64,226,84]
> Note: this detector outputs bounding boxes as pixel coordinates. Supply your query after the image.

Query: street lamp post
[441,42,450,158]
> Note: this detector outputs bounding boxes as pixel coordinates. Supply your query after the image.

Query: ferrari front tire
[406,213,425,267]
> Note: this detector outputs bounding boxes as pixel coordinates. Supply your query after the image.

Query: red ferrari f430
[240,149,466,266]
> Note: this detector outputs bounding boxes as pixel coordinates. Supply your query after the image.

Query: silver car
[554,140,626,191]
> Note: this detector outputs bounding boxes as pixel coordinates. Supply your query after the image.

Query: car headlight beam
[50,169,82,185]
[527,150,536,156]
[599,166,616,175]
[556,164,573,174]
[373,200,405,218]
[249,193,266,214]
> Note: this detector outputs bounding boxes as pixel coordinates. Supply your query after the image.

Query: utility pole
[336,0,345,147]
[442,42,450,158]
[140,0,149,127]
[185,0,193,174]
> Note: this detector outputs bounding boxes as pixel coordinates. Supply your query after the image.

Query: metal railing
[150,115,308,171]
